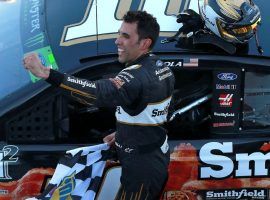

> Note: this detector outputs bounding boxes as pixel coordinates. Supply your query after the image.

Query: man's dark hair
[123,11,160,49]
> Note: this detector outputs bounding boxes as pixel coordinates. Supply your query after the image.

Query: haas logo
[219,94,233,107]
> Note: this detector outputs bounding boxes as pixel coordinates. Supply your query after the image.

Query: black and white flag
[32,143,110,200]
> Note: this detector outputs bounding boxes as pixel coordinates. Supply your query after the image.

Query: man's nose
[115,38,119,45]
[115,37,121,45]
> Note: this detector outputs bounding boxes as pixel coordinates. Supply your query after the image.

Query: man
[23,11,175,199]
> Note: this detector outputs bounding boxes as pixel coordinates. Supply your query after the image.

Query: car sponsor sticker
[219,94,233,107]
[200,188,268,200]
[216,84,237,90]
[213,112,235,118]
[163,58,199,68]
[217,73,238,81]
[212,121,235,127]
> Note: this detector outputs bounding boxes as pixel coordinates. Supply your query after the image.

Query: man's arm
[23,53,142,107]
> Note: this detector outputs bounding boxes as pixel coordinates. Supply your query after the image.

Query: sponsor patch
[213,112,235,118]
[109,77,125,89]
[216,84,237,90]
[202,188,267,200]
[219,94,233,107]
[164,60,182,67]
[155,66,170,75]
[156,60,164,67]
[213,121,235,127]
[217,73,237,81]
[67,77,96,88]
[152,103,170,117]
[158,72,173,81]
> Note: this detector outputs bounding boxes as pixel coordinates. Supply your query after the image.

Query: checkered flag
[37,143,110,200]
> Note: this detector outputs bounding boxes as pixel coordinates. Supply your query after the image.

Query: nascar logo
[219,94,233,107]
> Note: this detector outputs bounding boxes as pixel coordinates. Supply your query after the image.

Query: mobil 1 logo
[211,70,241,132]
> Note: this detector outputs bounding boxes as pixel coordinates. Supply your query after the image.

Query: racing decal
[164,60,183,68]
[199,142,270,178]
[211,70,241,133]
[21,0,47,51]
[199,188,267,200]
[218,94,233,107]
[0,145,19,180]
[110,77,126,89]
[163,58,199,68]
[66,76,96,88]
[217,73,238,81]
[60,0,195,46]
[21,0,59,83]
[216,84,237,90]
[212,121,235,127]
[183,58,199,67]
[162,141,270,200]
[213,112,235,118]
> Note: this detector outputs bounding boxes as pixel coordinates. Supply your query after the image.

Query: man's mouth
[118,48,124,55]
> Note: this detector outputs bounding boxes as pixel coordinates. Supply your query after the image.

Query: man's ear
[140,38,152,51]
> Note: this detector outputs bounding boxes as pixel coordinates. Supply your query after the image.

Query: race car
[0,0,270,199]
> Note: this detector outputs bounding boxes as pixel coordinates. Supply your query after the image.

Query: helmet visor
[217,18,261,42]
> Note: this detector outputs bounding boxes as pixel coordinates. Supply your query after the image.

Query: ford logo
[217,73,237,81]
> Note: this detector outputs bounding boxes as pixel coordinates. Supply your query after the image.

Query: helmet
[198,0,261,44]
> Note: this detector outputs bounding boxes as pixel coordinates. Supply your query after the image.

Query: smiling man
[23,11,175,199]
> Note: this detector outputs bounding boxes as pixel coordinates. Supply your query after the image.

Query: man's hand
[103,132,116,147]
[23,53,50,79]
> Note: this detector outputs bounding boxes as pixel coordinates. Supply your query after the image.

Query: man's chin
[118,57,125,64]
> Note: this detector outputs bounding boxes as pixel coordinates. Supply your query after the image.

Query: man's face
[115,22,144,64]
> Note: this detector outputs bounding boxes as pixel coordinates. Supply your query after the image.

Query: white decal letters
[200,142,234,178]
[61,0,198,46]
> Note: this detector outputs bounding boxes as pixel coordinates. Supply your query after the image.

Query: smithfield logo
[205,189,267,200]
[214,112,235,118]
[152,103,169,117]
[199,142,270,179]
[217,73,237,81]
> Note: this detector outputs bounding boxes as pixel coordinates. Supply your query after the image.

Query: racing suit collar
[125,52,151,67]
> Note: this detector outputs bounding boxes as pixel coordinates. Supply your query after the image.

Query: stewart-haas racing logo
[202,188,267,200]
[219,94,233,107]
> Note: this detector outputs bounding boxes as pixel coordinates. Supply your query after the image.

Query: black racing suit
[46,53,175,199]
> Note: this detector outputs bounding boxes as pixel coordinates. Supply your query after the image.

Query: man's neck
[126,51,150,66]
